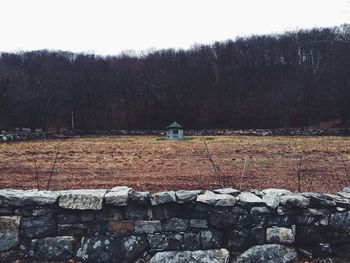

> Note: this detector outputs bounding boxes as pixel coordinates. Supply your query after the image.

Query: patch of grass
[205,137,215,141]
[231,159,246,168]
[256,159,271,167]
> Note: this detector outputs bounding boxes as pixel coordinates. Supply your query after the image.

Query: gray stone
[58,224,88,236]
[20,215,56,238]
[135,220,162,234]
[183,232,200,250]
[150,191,176,205]
[75,235,113,263]
[80,211,96,222]
[148,233,168,250]
[59,189,107,210]
[0,189,59,206]
[36,236,77,260]
[234,244,297,263]
[105,186,132,206]
[302,208,330,216]
[250,189,263,197]
[190,219,208,229]
[342,186,350,193]
[96,207,124,220]
[226,227,250,251]
[130,191,150,205]
[209,212,247,229]
[250,206,273,215]
[163,218,188,232]
[329,211,350,228]
[121,235,149,262]
[301,192,336,207]
[176,190,202,203]
[0,216,20,252]
[262,189,291,209]
[280,194,309,208]
[197,191,236,206]
[214,188,240,195]
[166,233,183,250]
[57,213,81,224]
[238,192,265,205]
[150,249,230,263]
[125,203,148,220]
[337,191,350,199]
[201,229,223,249]
[266,226,295,244]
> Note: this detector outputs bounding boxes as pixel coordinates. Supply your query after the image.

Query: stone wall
[1,186,350,262]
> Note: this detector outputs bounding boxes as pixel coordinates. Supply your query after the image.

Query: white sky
[0,0,349,56]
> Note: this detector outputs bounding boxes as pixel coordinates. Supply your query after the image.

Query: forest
[0,25,349,132]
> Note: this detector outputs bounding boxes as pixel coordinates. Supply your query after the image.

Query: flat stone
[238,192,265,205]
[150,191,176,205]
[150,249,230,263]
[190,219,208,229]
[135,220,162,234]
[125,203,148,220]
[226,226,250,251]
[0,216,21,252]
[0,189,59,206]
[121,235,149,262]
[183,232,200,250]
[197,191,236,206]
[58,224,88,236]
[250,206,273,215]
[302,208,330,216]
[20,215,56,238]
[130,191,150,205]
[342,187,350,193]
[301,192,336,207]
[214,188,240,195]
[36,236,78,260]
[201,229,223,249]
[234,244,297,263]
[176,190,202,203]
[329,211,350,228]
[105,186,132,206]
[262,189,291,209]
[163,218,188,232]
[280,194,309,208]
[75,235,113,263]
[59,189,107,210]
[107,220,135,235]
[337,191,350,199]
[148,233,169,250]
[266,226,295,244]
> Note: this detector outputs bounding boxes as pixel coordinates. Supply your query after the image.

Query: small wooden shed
[165,121,184,139]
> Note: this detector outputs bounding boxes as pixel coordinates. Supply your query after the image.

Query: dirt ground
[0,135,349,193]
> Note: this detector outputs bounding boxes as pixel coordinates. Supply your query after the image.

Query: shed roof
[166,121,183,130]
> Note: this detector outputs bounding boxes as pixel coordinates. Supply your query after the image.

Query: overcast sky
[0,0,349,56]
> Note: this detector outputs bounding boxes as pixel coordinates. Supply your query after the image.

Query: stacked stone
[0,186,350,262]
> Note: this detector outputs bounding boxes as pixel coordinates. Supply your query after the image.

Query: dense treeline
[0,25,349,131]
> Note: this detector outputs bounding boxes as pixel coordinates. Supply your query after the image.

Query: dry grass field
[0,135,349,193]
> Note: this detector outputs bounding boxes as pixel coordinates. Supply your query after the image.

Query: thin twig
[30,149,40,190]
[201,136,228,188]
[46,141,61,190]
[297,156,302,192]
[342,157,350,185]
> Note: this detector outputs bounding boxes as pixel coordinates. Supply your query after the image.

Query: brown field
[0,135,350,193]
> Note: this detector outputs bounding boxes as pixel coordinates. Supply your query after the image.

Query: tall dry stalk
[46,141,62,190]
[201,137,235,188]
[297,156,302,192]
[238,156,253,191]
